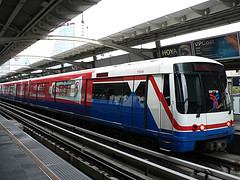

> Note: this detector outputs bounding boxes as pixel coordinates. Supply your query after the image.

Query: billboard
[193,33,239,59]
[160,43,192,57]
[160,32,240,60]
[233,77,240,86]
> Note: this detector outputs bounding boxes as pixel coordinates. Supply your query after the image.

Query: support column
[155,40,161,58]
[92,55,97,68]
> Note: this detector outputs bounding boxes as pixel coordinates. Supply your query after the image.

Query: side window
[163,74,170,106]
[92,82,131,101]
[122,83,131,101]
[135,82,146,103]
[37,83,48,98]
[9,85,16,96]
[92,84,106,100]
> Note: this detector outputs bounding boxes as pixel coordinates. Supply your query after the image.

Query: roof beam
[15,55,82,66]
[218,0,240,8]
[99,40,152,60]
[0,35,152,59]
[0,0,27,37]
[189,7,210,16]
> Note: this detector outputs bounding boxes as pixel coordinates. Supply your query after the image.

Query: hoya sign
[160,43,192,57]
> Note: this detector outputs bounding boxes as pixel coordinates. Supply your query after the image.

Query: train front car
[170,59,234,152]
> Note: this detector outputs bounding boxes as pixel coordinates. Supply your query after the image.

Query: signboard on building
[193,33,239,59]
[233,77,240,86]
[160,43,192,57]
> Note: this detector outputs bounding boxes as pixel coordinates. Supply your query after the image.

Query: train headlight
[227,121,231,127]
[200,124,205,131]
[192,124,198,132]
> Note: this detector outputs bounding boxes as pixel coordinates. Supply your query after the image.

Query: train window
[5,85,10,95]
[122,83,131,101]
[9,85,16,97]
[3,85,7,95]
[37,83,48,98]
[92,82,131,101]
[163,74,170,106]
[92,84,106,100]
[135,82,145,103]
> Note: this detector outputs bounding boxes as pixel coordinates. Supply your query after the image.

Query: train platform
[0,114,91,180]
[234,114,240,131]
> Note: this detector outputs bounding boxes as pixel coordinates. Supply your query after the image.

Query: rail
[0,100,239,180]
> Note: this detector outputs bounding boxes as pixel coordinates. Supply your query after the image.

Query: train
[0,56,235,152]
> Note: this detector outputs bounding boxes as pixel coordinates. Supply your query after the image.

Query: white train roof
[92,56,222,78]
[0,56,221,84]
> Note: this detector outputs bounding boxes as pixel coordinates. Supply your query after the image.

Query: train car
[0,56,235,152]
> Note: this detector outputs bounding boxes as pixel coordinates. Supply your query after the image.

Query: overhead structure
[59,0,240,62]
[0,0,101,66]
[1,0,240,82]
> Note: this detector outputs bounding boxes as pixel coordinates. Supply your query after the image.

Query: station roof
[1,0,240,82]
[0,0,101,66]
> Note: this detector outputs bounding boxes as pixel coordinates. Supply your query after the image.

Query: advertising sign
[233,77,240,86]
[160,43,192,57]
[193,33,239,59]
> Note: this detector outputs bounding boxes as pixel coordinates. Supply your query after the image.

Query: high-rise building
[0,58,30,76]
[51,15,87,56]
[0,61,10,75]
[51,22,76,56]
[0,15,87,75]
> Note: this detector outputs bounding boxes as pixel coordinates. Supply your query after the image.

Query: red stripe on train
[148,75,228,131]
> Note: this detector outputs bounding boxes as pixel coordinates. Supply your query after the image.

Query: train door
[17,83,24,102]
[24,83,29,104]
[16,83,20,101]
[161,74,174,134]
[147,74,173,133]
[82,79,89,116]
[29,83,37,104]
[132,76,147,129]
[75,78,83,115]
[110,82,124,123]
[121,78,133,126]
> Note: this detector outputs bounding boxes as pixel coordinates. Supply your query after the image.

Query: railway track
[0,100,239,180]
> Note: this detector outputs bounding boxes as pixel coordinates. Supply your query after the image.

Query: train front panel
[167,62,235,152]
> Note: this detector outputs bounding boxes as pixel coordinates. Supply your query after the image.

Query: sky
[78,0,209,39]
[18,0,240,62]
[21,0,209,57]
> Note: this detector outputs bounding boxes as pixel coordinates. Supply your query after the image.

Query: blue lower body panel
[25,97,235,152]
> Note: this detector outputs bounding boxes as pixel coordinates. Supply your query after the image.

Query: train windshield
[174,62,231,114]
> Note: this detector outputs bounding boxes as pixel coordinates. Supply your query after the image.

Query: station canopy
[0,0,240,82]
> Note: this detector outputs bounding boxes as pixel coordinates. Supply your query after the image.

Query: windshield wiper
[208,103,224,113]
[227,103,232,114]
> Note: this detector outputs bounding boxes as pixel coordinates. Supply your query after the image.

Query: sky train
[0,56,235,152]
